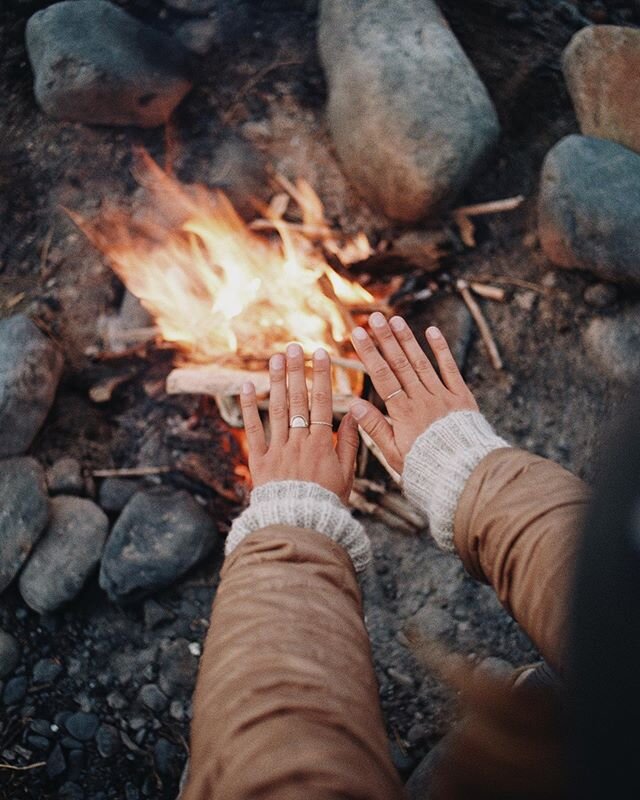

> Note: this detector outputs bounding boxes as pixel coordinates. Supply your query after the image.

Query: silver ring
[289,415,309,428]
[310,421,333,428]
[384,389,404,402]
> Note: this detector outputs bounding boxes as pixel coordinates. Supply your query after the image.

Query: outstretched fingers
[388,316,441,393]
[336,412,360,480]
[351,326,403,404]
[425,326,467,394]
[240,381,267,457]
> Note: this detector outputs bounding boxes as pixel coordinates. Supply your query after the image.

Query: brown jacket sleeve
[454,448,590,673]
[183,525,405,800]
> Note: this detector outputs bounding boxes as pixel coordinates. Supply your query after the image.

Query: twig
[0,761,46,771]
[470,275,551,295]
[469,282,506,302]
[453,195,525,247]
[249,219,332,239]
[456,280,503,370]
[39,225,54,273]
[349,490,416,533]
[354,479,426,529]
[92,466,172,478]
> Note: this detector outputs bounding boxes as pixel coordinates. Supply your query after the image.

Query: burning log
[166,365,271,398]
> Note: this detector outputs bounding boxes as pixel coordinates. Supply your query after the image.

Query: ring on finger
[310,420,333,428]
[384,389,404,402]
[289,415,309,428]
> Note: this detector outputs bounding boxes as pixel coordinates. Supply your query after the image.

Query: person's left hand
[239,343,360,505]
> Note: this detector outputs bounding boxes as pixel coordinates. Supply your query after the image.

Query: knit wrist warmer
[225,481,372,573]
[402,411,509,552]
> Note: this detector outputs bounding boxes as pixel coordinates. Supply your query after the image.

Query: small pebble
[3,675,27,705]
[583,282,618,309]
[64,711,99,742]
[33,657,63,684]
[46,457,84,495]
[139,683,168,713]
[0,631,20,678]
[46,743,67,779]
[96,724,121,758]
[27,734,51,751]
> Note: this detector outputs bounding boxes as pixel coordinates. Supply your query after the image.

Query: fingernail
[241,381,254,395]
[314,347,328,361]
[351,401,368,420]
[271,354,285,370]
[352,326,368,341]
[286,343,302,357]
[370,311,386,328]
[427,326,441,339]
[389,316,405,332]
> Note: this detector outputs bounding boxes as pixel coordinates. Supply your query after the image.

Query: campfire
[71,151,376,416]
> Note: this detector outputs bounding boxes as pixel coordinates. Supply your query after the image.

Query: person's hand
[239,343,360,504]
[349,313,479,473]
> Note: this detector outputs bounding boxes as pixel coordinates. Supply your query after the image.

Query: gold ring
[289,415,309,428]
[384,389,404,402]
[310,421,333,428]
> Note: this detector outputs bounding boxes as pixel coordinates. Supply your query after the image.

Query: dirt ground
[0,1,635,797]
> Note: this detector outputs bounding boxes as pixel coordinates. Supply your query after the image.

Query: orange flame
[72,152,373,364]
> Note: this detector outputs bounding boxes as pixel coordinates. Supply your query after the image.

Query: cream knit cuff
[402,411,509,552]
[225,481,372,573]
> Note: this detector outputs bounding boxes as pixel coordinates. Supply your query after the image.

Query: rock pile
[0,312,220,617]
[539,25,640,286]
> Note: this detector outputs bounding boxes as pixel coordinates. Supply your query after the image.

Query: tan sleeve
[454,449,590,674]
[182,525,405,800]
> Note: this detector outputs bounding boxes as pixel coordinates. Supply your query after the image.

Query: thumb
[350,400,402,473]
[336,411,360,475]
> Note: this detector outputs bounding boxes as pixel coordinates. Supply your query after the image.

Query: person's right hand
[349,313,479,474]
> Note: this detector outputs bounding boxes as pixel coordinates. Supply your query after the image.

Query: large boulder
[0,315,63,458]
[538,135,640,284]
[0,458,49,593]
[26,0,193,128]
[318,0,500,222]
[99,488,218,602]
[19,496,109,614]
[563,25,640,155]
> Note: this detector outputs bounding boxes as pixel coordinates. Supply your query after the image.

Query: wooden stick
[0,761,46,771]
[249,219,332,239]
[456,280,503,370]
[469,275,551,295]
[469,282,506,302]
[92,466,172,478]
[454,195,525,218]
[354,479,426,529]
[349,490,416,533]
[167,366,271,397]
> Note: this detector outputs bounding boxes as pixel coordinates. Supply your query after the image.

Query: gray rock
[26,0,193,128]
[46,457,84,495]
[19,496,109,614]
[175,18,220,55]
[158,638,198,698]
[583,283,618,309]
[583,305,640,385]
[46,743,67,779]
[0,315,63,458]
[538,135,640,284]
[98,478,140,514]
[99,488,218,602]
[33,658,63,684]
[0,631,20,679]
[139,683,168,713]
[96,724,120,758]
[405,605,456,642]
[318,0,499,221]
[153,737,176,775]
[0,457,49,593]
[563,25,640,155]
[3,675,27,705]
[64,711,99,741]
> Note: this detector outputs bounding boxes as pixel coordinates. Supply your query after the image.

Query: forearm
[183,526,404,800]
[454,448,589,673]
[402,411,588,673]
